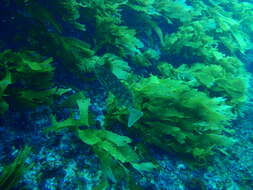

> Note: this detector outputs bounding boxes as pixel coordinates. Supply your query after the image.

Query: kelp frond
[0,146,32,190]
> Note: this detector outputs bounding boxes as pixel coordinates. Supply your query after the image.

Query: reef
[0,0,253,189]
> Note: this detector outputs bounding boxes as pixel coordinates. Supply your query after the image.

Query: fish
[94,61,143,127]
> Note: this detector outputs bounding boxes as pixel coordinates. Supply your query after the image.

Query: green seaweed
[1,0,252,188]
[31,32,95,74]
[44,92,90,133]
[106,75,236,161]
[22,0,63,33]
[0,50,62,112]
[54,0,86,31]
[0,146,32,190]
[78,129,139,163]
[95,18,143,56]
[45,93,155,188]
[97,53,132,80]
[78,128,155,188]
[189,64,249,108]
[0,72,11,114]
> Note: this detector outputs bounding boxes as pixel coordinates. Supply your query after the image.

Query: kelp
[57,0,144,57]
[153,0,193,23]
[21,0,63,33]
[44,92,90,133]
[188,64,249,108]
[0,50,54,88]
[209,8,251,54]
[0,0,252,188]
[161,16,250,112]
[53,0,86,31]
[157,62,250,112]
[79,128,155,188]
[162,20,217,59]
[162,7,252,63]
[124,0,193,51]
[15,0,85,32]
[0,72,11,114]
[0,50,63,112]
[0,146,32,190]
[93,54,144,127]
[78,129,139,163]
[127,0,193,23]
[94,15,143,56]
[189,0,253,54]
[106,76,236,161]
[30,31,96,75]
[132,48,160,67]
[97,53,132,80]
[45,93,155,188]
[92,145,147,190]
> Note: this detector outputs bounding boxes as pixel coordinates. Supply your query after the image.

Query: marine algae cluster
[0,0,252,189]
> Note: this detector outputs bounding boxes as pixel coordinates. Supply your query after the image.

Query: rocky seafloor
[0,80,253,190]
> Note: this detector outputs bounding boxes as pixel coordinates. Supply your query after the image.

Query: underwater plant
[105,75,236,162]
[157,61,250,114]
[0,146,32,190]
[0,0,252,189]
[0,50,70,113]
[45,92,156,188]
